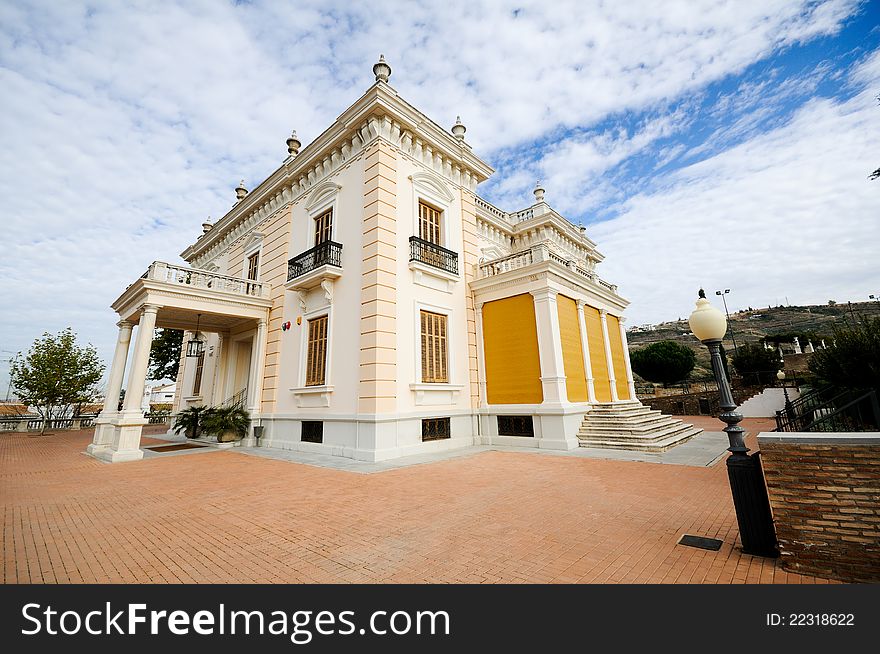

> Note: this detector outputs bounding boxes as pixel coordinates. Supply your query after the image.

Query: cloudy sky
[1,0,878,389]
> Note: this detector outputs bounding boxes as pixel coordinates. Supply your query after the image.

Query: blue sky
[0,0,878,391]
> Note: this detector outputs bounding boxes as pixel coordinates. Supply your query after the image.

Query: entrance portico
[88,261,272,462]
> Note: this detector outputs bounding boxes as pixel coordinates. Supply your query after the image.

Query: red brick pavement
[1,418,833,584]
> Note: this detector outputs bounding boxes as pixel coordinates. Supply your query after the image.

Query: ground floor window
[497,415,534,437]
[301,421,323,443]
[420,310,448,383]
[306,315,328,386]
[421,417,450,442]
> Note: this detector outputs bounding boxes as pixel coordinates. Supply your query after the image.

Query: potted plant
[172,405,209,440]
[200,405,250,443]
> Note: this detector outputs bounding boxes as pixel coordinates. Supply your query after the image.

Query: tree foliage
[731,342,781,385]
[809,317,880,391]
[10,328,105,433]
[630,340,696,386]
[149,328,183,381]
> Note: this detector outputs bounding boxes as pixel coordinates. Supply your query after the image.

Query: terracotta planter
[217,430,237,443]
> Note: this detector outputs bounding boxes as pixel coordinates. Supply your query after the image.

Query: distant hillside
[626,300,880,380]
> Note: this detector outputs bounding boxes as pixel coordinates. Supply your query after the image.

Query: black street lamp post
[690,289,778,557]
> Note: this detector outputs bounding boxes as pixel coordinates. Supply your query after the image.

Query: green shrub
[630,340,696,386]
[809,317,880,390]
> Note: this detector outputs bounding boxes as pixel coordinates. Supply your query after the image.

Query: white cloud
[0,0,868,390]
[590,50,880,324]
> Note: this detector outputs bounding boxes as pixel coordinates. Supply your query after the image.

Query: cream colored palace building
[88,57,698,463]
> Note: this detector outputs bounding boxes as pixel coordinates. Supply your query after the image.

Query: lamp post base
[727,452,779,558]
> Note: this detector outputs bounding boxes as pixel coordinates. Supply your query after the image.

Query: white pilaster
[531,289,568,407]
[87,320,133,455]
[474,302,488,410]
[619,317,637,400]
[575,300,596,404]
[246,318,268,417]
[600,309,619,402]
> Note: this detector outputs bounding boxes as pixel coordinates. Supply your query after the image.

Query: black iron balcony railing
[409,236,458,275]
[287,241,343,281]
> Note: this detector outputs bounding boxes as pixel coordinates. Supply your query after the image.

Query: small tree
[10,328,105,434]
[731,342,780,386]
[809,317,880,391]
[630,340,696,386]
[149,328,183,381]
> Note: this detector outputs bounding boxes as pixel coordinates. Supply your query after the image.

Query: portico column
[575,300,597,404]
[618,317,637,400]
[120,305,159,417]
[246,318,268,417]
[600,309,619,402]
[87,320,133,455]
[96,305,158,463]
[531,289,568,406]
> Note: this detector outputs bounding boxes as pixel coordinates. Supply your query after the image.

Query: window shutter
[420,310,448,383]
[306,315,328,386]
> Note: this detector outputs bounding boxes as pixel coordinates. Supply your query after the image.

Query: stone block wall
[757,433,880,583]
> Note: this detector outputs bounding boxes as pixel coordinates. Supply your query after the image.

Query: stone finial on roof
[451,116,466,141]
[373,54,391,83]
[235,180,248,201]
[201,217,213,234]
[286,130,301,157]
[533,180,545,203]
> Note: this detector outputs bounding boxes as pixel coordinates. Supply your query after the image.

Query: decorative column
[599,310,619,402]
[120,305,158,417]
[247,318,268,417]
[531,289,568,406]
[618,316,637,400]
[87,320,133,455]
[575,300,597,404]
[98,304,159,463]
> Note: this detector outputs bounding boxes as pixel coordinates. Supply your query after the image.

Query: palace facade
[88,57,698,463]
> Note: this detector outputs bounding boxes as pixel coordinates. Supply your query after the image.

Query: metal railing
[218,387,248,410]
[287,241,343,281]
[145,411,170,424]
[409,236,458,275]
[775,386,880,432]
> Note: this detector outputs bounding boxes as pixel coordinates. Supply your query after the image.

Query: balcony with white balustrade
[112,261,272,333]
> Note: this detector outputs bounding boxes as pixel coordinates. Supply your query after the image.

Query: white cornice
[181,82,495,264]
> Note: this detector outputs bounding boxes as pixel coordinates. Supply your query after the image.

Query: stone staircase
[576,401,702,452]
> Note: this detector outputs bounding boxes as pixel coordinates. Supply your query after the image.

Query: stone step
[580,412,669,427]
[577,427,702,453]
[575,400,701,452]
[578,420,697,439]
[578,424,689,439]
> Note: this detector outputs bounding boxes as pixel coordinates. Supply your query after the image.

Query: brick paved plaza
[2,419,834,584]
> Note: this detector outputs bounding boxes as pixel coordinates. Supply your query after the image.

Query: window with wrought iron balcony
[408,201,458,277]
[285,207,343,291]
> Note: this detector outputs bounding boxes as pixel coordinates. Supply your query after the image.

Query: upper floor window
[419,201,441,245]
[246,251,260,295]
[306,315,329,387]
[314,208,333,246]
[420,310,448,383]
